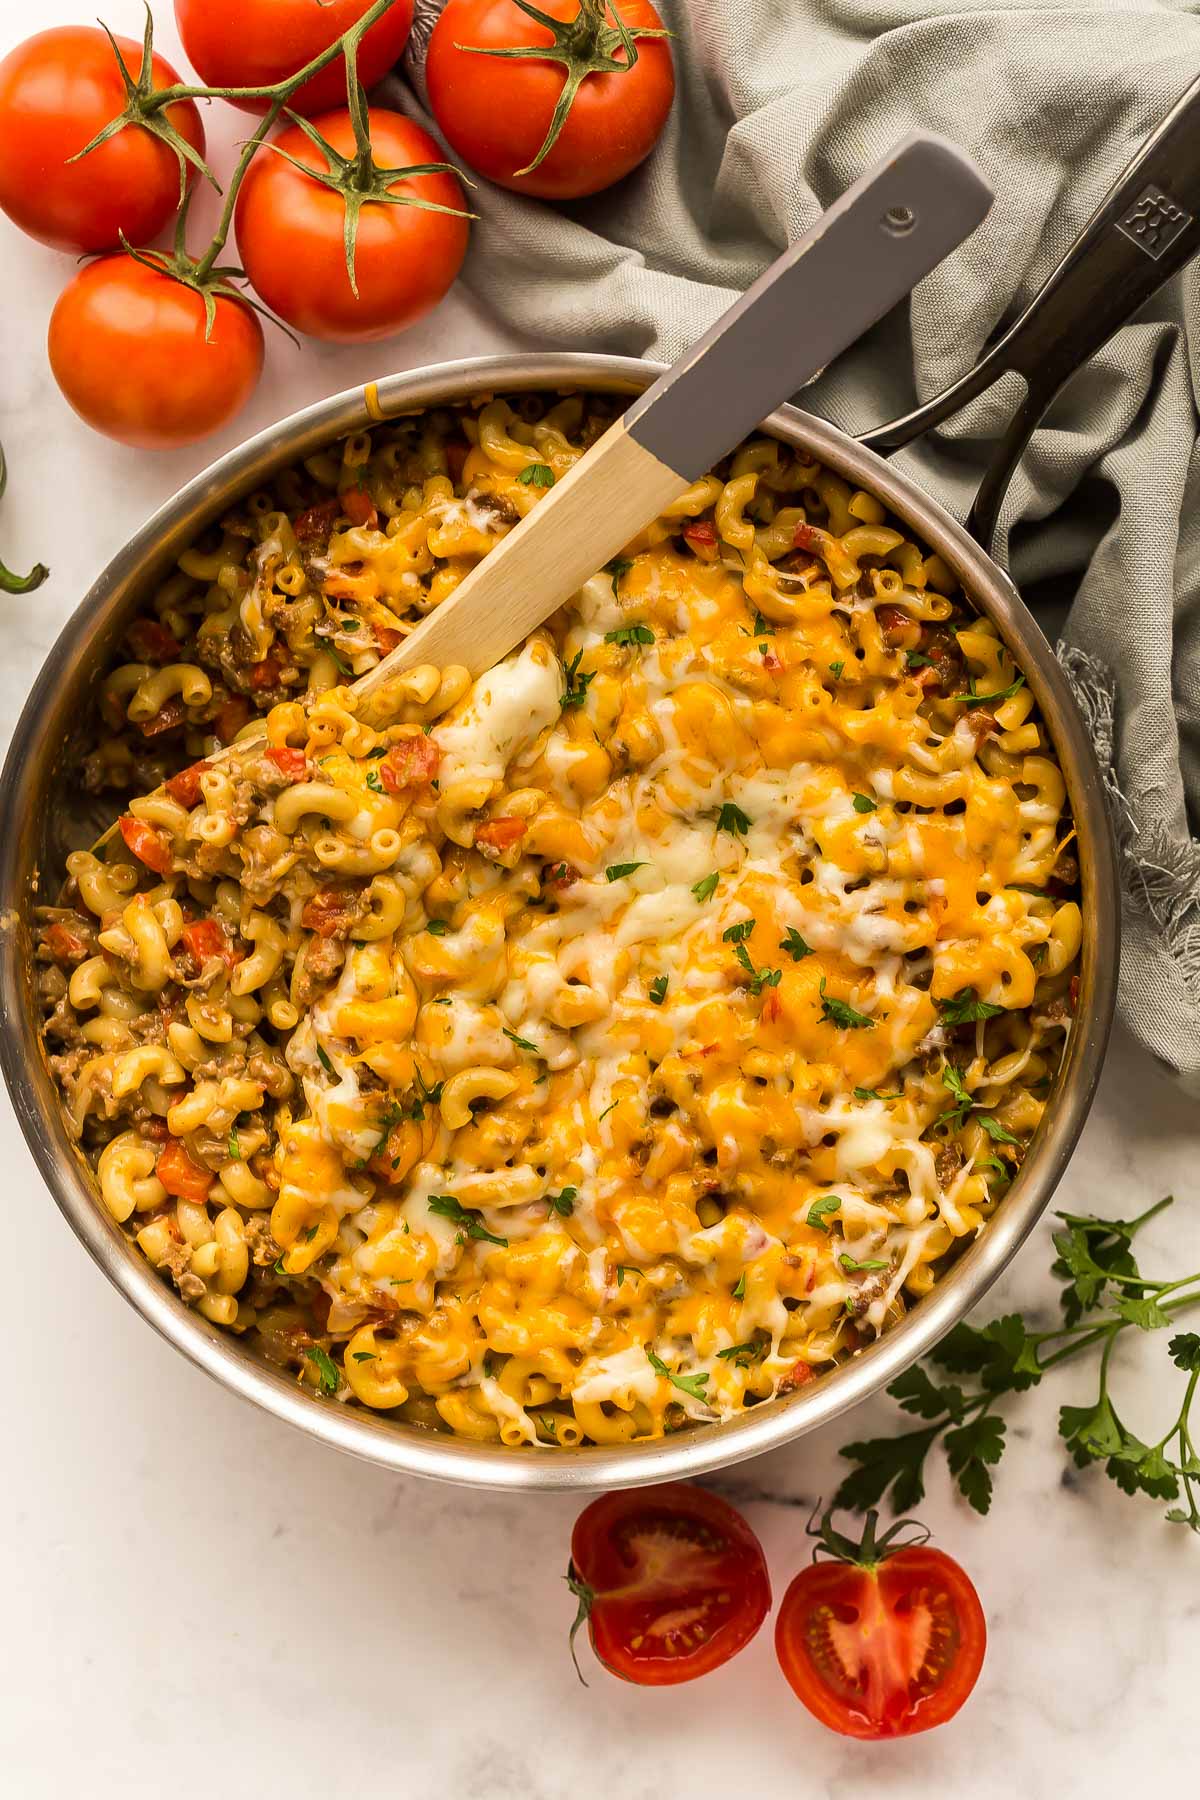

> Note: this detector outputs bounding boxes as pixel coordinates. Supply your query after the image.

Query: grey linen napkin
[399,0,1200,1084]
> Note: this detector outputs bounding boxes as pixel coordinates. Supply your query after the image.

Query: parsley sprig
[645,1346,710,1403]
[560,649,595,710]
[836,1197,1200,1531]
[428,1193,509,1249]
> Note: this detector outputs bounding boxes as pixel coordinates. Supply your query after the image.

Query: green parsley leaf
[606,557,633,596]
[227,1129,241,1161]
[978,1115,1021,1146]
[517,462,555,487]
[503,1027,538,1053]
[851,792,877,814]
[751,610,775,637]
[722,919,755,944]
[326,643,354,677]
[854,1085,899,1101]
[691,872,719,903]
[351,1351,377,1363]
[598,1100,618,1123]
[944,1411,1007,1514]
[1169,1333,1200,1372]
[779,927,812,961]
[615,1264,639,1287]
[716,1337,769,1366]
[546,1187,577,1217]
[715,801,751,837]
[604,623,654,649]
[1115,1295,1173,1332]
[806,1195,840,1232]
[906,649,935,668]
[304,1345,340,1396]
[316,1043,335,1075]
[648,975,668,1006]
[560,649,596,711]
[889,1364,968,1423]
[829,661,844,679]
[947,674,1025,706]
[645,1346,710,1402]
[834,1425,939,1513]
[732,1273,746,1299]
[819,978,873,1030]
[426,919,448,936]
[930,1314,1043,1392]
[937,987,1006,1026]
[303,1225,319,1243]
[840,1254,889,1273]
[427,1194,509,1249]
[606,861,647,881]
[365,769,383,793]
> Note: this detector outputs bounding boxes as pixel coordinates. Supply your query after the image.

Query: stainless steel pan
[11,68,1200,1488]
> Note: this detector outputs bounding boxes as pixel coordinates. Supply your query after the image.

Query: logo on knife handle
[1115,184,1192,259]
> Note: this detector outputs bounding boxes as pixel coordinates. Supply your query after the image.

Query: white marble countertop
[2,4,1197,1792]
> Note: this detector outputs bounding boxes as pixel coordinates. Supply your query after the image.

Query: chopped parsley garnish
[851,792,877,814]
[732,940,781,996]
[645,1346,710,1402]
[806,1195,841,1232]
[948,673,1026,706]
[326,643,354,677]
[938,987,1006,1025]
[854,1085,900,1102]
[717,1337,769,1366]
[979,1115,1022,1146]
[605,861,646,881]
[365,769,383,793]
[840,1254,889,1273]
[606,557,633,596]
[715,801,751,837]
[615,1264,639,1287]
[819,978,874,1030]
[829,661,844,679]
[648,975,668,1006]
[732,1273,746,1299]
[604,623,654,649]
[722,918,755,944]
[517,461,555,487]
[305,1345,340,1395]
[351,1351,377,1363]
[779,927,812,961]
[751,610,775,637]
[503,1027,539,1053]
[546,1187,577,1217]
[427,1194,508,1248]
[303,1225,319,1243]
[598,1100,619,1123]
[316,1042,335,1075]
[906,649,935,669]
[227,1129,241,1161]
[426,919,448,936]
[691,872,719,903]
[560,649,595,711]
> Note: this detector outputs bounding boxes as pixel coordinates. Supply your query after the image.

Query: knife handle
[625,131,994,483]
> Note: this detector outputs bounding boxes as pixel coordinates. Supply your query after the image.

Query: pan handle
[859,70,1200,551]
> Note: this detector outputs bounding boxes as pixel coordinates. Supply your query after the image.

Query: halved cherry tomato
[265,746,308,780]
[775,1510,986,1738]
[180,918,238,968]
[174,0,414,117]
[341,486,378,528]
[474,816,527,852]
[156,1136,215,1202]
[118,814,172,876]
[379,737,440,793]
[568,1483,771,1685]
[0,26,205,253]
[165,760,212,808]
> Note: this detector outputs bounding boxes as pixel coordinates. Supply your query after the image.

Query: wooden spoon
[354,130,992,697]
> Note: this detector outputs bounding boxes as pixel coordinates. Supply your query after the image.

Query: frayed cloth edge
[1057,643,1200,1001]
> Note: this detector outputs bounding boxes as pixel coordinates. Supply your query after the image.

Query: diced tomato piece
[761,989,782,1025]
[156,1137,214,1202]
[341,486,378,528]
[544,861,579,888]
[119,815,172,876]
[474,816,527,852]
[683,519,717,548]
[444,439,469,485]
[181,918,238,968]
[249,650,284,691]
[215,695,251,744]
[140,1116,169,1143]
[778,1359,815,1394]
[309,1290,332,1332]
[294,497,342,542]
[126,619,182,663]
[876,603,920,651]
[265,746,308,780]
[301,890,355,937]
[762,649,783,674]
[964,706,998,744]
[165,760,211,808]
[792,522,823,553]
[375,627,402,657]
[138,699,186,738]
[44,922,89,964]
[380,737,441,793]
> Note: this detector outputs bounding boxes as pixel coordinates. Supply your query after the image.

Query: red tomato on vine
[426,0,674,200]
[48,257,264,449]
[234,108,469,342]
[0,26,205,253]
[174,0,415,115]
